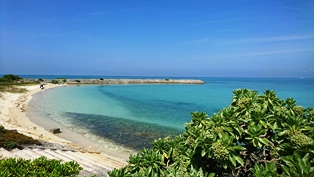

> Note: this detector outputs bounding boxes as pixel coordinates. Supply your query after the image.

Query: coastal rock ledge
[66,79,205,84]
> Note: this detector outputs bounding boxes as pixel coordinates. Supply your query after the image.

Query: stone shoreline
[26,78,205,84]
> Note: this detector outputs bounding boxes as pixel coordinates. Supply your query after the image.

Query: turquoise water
[41,77,314,150]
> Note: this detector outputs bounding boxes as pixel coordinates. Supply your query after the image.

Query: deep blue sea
[29,76,314,150]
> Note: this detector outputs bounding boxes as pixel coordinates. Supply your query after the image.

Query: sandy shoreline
[0,83,129,167]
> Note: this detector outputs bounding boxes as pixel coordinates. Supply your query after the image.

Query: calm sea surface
[32,76,314,150]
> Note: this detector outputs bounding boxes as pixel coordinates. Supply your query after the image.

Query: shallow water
[39,77,314,150]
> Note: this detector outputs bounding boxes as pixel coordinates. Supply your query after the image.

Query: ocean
[29,76,314,150]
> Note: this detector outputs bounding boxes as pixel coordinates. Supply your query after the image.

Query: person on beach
[40,84,45,90]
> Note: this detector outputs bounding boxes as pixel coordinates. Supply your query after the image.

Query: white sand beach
[0,84,129,175]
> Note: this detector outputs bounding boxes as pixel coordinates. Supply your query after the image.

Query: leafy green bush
[0,74,22,83]
[0,156,82,176]
[75,79,81,83]
[100,78,104,80]
[50,79,59,84]
[3,141,18,150]
[38,78,44,82]
[109,89,314,177]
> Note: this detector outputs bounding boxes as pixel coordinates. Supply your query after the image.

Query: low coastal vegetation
[0,126,41,150]
[0,156,82,176]
[0,74,23,83]
[56,78,67,83]
[109,89,314,177]
[50,79,59,84]
[0,85,28,95]
[50,78,67,84]
[0,74,38,95]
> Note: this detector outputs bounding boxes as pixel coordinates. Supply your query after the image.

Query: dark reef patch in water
[62,112,183,150]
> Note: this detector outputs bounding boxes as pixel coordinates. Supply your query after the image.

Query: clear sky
[1,0,314,78]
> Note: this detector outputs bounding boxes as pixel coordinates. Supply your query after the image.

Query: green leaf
[273,122,278,130]
[252,138,258,147]
[201,149,206,157]
[258,141,262,147]
[281,156,294,167]
[226,127,233,132]
[147,167,152,176]
[260,120,267,128]
[233,155,244,166]
[229,156,236,167]
[208,172,215,177]
[229,145,246,151]
[259,138,269,146]
[300,126,313,131]
[297,158,306,174]
[218,132,223,138]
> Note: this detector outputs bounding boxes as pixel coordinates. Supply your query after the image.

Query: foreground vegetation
[109,89,314,177]
[0,156,82,176]
[0,126,84,176]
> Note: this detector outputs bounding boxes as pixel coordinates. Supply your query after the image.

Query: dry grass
[0,85,28,94]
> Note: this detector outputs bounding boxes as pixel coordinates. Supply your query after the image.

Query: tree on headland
[109,88,314,176]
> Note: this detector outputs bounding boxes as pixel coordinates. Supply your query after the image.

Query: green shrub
[3,141,17,150]
[38,78,44,82]
[75,79,81,83]
[0,156,82,176]
[0,126,6,133]
[50,79,59,84]
[0,126,41,150]
[109,89,314,177]
[100,78,104,80]
[0,74,22,83]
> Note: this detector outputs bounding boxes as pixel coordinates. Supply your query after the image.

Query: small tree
[0,74,22,83]
[109,89,314,177]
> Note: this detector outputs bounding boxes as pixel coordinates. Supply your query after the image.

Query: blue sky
[1,0,314,78]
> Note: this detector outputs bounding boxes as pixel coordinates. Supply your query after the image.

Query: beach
[1,77,313,175]
[0,83,129,171]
